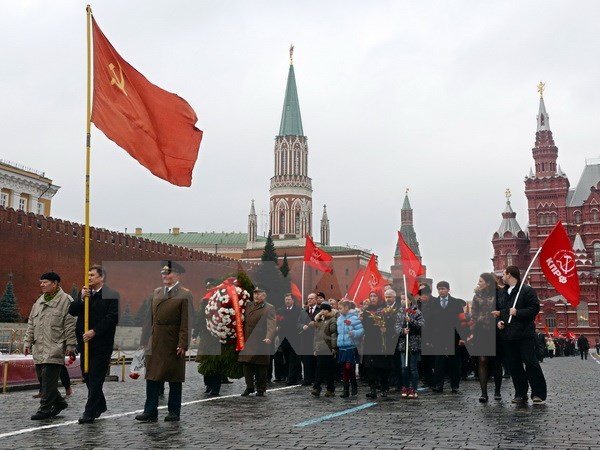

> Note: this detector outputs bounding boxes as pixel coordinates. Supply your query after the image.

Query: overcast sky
[2,1,600,300]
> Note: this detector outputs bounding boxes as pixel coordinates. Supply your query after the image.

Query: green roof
[136,232,266,246]
[278,64,304,136]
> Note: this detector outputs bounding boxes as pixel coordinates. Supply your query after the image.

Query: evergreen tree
[120,303,135,327]
[0,277,21,323]
[261,231,278,263]
[280,253,290,278]
[134,298,151,327]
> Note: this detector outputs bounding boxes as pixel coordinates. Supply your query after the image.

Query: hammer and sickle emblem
[108,62,128,96]
[556,253,575,275]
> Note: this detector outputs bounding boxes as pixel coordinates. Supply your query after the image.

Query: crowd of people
[21,262,597,424]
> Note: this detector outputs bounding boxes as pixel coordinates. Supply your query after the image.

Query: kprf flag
[397,231,426,295]
[348,254,387,303]
[539,222,580,307]
[553,327,562,338]
[91,17,203,187]
[304,234,333,273]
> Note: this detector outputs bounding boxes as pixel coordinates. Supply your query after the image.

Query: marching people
[298,293,320,386]
[497,265,547,404]
[311,302,338,397]
[136,261,192,422]
[239,287,277,397]
[24,272,77,420]
[396,294,424,399]
[362,290,397,399]
[69,265,119,423]
[546,337,555,358]
[577,334,589,360]
[276,293,302,385]
[336,300,363,397]
[470,273,503,402]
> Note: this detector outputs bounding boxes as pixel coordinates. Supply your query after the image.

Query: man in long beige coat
[238,287,277,397]
[24,272,76,420]
[136,261,192,422]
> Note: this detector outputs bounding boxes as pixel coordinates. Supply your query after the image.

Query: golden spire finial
[289,44,294,65]
[505,188,512,199]
[537,81,545,98]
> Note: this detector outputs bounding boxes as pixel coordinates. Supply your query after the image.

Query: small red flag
[539,222,580,307]
[304,234,333,273]
[565,330,576,340]
[290,282,302,303]
[91,17,203,187]
[397,231,426,296]
[543,323,550,337]
[348,255,387,304]
[553,327,562,338]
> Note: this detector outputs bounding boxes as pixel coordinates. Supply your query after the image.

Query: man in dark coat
[238,287,277,396]
[577,335,589,360]
[277,293,302,385]
[297,292,320,385]
[424,281,467,393]
[497,265,547,404]
[69,265,119,424]
[136,261,192,422]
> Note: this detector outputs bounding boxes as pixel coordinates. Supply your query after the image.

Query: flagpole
[507,246,542,324]
[301,262,305,307]
[352,272,366,302]
[402,274,410,367]
[83,4,93,374]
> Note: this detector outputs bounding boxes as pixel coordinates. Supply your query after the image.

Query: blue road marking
[293,402,377,427]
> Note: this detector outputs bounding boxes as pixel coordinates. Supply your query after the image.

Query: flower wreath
[205,282,250,346]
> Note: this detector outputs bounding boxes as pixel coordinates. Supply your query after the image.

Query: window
[0,193,7,208]
[281,150,287,175]
[545,314,556,329]
[37,203,43,215]
[294,152,300,175]
[593,209,599,223]
[18,198,26,211]
[594,243,600,265]
[295,210,300,234]
[506,252,513,266]
[279,211,285,234]
[574,211,582,224]
[577,302,588,326]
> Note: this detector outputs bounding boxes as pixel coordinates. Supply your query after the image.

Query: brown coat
[141,283,192,382]
[238,301,277,366]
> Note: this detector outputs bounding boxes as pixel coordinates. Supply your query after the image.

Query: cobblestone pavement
[0,354,599,449]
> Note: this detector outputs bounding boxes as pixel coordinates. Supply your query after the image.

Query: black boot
[350,379,358,396]
[340,382,350,398]
[366,387,377,399]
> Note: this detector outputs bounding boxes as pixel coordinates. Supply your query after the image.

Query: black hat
[319,302,332,311]
[161,260,185,274]
[316,292,326,298]
[40,272,61,283]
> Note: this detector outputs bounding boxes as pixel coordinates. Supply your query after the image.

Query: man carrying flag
[497,266,547,404]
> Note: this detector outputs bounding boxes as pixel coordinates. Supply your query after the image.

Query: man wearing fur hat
[136,261,192,423]
[24,272,77,420]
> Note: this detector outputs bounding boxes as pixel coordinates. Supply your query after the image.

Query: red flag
[290,282,302,303]
[346,268,364,301]
[91,17,203,187]
[553,327,562,338]
[539,222,580,307]
[397,231,426,295]
[543,323,550,337]
[348,255,387,304]
[565,330,576,340]
[304,234,333,273]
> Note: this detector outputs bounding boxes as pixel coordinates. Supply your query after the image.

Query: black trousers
[313,355,336,392]
[282,343,301,383]
[419,354,435,387]
[503,337,547,400]
[35,364,65,414]
[301,355,316,383]
[243,363,268,393]
[433,354,461,390]
[368,367,390,392]
[81,350,112,417]
[144,380,182,416]
[204,374,221,394]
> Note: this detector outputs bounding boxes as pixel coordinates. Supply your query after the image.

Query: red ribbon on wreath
[226,284,245,351]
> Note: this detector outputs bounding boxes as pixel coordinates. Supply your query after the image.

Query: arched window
[506,252,513,266]
[545,314,556,329]
[294,152,300,175]
[537,213,544,225]
[574,211,582,224]
[295,210,300,234]
[594,242,600,265]
[577,301,589,326]
[281,151,287,175]
[279,211,285,234]
[551,213,557,224]
[593,209,599,223]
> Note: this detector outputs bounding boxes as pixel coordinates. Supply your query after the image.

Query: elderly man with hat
[238,287,277,397]
[24,272,77,420]
[136,261,192,422]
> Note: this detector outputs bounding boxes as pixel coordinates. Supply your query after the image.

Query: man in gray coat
[24,272,77,420]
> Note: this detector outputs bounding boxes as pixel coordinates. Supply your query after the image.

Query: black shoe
[78,414,95,424]
[31,411,52,420]
[94,407,107,419]
[451,389,460,394]
[511,397,527,404]
[479,395,488,403]
[164,413,180,422]
[241,388,255,396]
[135,412,158,422]
[50,402,68,417]
[366,389,377,399]
[256,392,265,397]
[209,391,220,396]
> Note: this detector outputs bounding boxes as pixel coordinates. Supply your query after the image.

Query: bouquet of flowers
[205,281,250,344]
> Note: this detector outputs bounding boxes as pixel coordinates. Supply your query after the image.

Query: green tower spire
[278,45,304,136]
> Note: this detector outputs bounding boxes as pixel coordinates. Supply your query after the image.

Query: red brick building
[492,86,600,344]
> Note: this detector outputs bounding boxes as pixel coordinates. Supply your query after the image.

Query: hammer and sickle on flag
[108,62,127,96]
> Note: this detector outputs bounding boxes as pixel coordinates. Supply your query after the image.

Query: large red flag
[539,222,580,307]
[397,231,426,296]
[348,255,387,303]
[346,268,364,301]
[91,17,203,187]
[304,234,333,273]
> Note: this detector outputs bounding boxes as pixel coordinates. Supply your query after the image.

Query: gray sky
[2,1,600,300]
